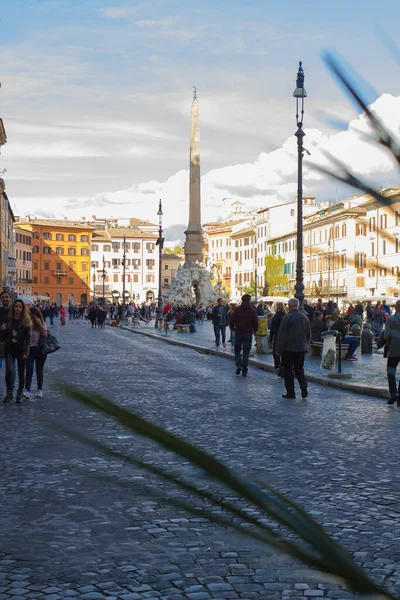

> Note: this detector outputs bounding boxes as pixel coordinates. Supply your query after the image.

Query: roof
[230,226,256,238]
[19,219,95,230]
[92,230,111,242]
[105,227,157,239]
[129,217,157,227]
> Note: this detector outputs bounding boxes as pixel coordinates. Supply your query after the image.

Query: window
[164,264,169,270]
[69,277,74,284]
[91,244,99,252]
[380,214,387,229]
[368,269,376,277]
[342,224,347,237]
[44,262,50,270]
[91,261,99,268]
[132,259,140,268]
[133,274,139,283]
[68,234,76,242]
[290,209,295,217]
[146,274,155,283]
[81,235,89,242]
[44,277,49,284]
[146,259,155,268]
[356,223,366,236]
[44,232,52,240]
[112,242,120,252]
[395,211,400,227]
[33,262,38,270]
[396,237,399,253]
[146,243,155,253]
[369,217,376,232]
[103,244,111,252]
[81,248,89,256]
[43,247,51,254]
[57,277,62,285]
[371,241,375,256]
[33,232,39,239]
[33,246,39,253]
[56,247,64,255]
[112,258,120,267]
[355,253,366,268]
[382,239,387,255]
[33,276,38,284]
[82,263,88,272]
[113,274,118,282]
[56,233,64,241]
[132,243,140,253]
[68,248,76,255]
[380,268,387,277]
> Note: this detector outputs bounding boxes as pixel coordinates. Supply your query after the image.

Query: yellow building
[19,219,95,305]
[161,253,183,288]
[0,179,16,290]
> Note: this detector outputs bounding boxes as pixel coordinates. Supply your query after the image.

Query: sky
[1,0,400,243]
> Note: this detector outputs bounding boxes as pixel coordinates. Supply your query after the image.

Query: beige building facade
[14,225,33,296]
[0,179,16,291]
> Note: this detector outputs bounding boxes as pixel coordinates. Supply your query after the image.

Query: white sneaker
[223,343,227,349]
[22,389,30,399]
[36,389,43,398]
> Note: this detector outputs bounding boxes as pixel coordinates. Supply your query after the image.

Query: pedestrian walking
[230,294,258,377]
[59,305,66,326]
[0,290,12,373]
[212,298,229,349]
[269,302,286,377]
[23,307,48,399]
[372,302,384,338]
[275,297,311,399]
[1,299,31,404]
[384,299,400,405]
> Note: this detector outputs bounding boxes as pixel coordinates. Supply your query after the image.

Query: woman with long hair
[23,307,48,399]
[1,299,31,403]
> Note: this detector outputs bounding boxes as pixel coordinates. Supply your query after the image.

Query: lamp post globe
[293,61,306,310]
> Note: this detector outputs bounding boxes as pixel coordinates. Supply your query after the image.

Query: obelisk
[184,87,204,263]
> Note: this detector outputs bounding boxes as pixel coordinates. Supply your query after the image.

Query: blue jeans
[214,324,226,347]
[343,336,360,357]
[234,331,253,371]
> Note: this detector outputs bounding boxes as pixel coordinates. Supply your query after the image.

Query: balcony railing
[52,270,68,276]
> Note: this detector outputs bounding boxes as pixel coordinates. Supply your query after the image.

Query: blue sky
[1,0,400,234]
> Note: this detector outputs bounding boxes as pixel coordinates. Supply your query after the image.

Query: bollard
[361,323,373,354]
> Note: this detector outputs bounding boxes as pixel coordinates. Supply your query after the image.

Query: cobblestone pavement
[1,320,400,600]
[133,320,388,395]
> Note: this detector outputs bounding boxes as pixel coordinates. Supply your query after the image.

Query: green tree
[263,253,289,295]
[164,245,184,256]
[242,275,263,297]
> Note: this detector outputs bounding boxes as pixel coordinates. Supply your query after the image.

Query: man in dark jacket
[230,294,258,377]
[212,298,229,349]
[384,299,400,405]
[275,297,311,399]
[0,290,12,373]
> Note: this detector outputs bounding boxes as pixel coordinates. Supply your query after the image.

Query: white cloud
[98,6,132,19]
[49,93,400,228]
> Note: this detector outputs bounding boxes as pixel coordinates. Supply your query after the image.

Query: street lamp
[102,254,106,302]
[122,234,127,305]
[293,61,307,309]
[155,199,164,328]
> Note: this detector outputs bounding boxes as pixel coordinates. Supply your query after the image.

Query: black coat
[1,318,31,357]
[269,310,286,344]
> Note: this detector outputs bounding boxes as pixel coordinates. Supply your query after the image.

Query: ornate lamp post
[155,199,164,328]
[122,234,127,305]
[293,61,307,309]
[102,255,106,302]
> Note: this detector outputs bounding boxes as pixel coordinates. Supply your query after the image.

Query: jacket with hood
[230,303,258,334]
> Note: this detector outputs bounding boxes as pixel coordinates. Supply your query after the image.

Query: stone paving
[1,320,400,600]
[131,320,388,398]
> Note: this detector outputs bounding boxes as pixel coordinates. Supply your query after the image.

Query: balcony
[52,270,68,276]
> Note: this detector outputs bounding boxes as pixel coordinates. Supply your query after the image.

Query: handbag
[40,332,61,355]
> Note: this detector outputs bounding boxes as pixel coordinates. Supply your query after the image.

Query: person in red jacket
[230,294,258,377]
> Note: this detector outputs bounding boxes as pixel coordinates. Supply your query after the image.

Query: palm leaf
[49,382,394,598]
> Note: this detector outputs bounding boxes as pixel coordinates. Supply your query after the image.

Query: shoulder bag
[40,331,61,355]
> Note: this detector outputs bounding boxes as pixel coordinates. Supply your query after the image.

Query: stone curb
[115,324,389,401]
